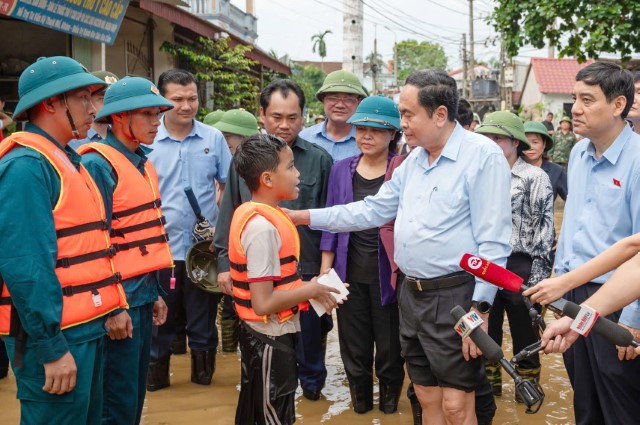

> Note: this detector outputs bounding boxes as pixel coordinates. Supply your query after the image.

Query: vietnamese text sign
[0,0,129,45]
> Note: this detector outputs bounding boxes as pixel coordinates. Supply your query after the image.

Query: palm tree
[311,30,332,71]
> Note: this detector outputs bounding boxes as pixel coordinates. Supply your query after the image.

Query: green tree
[311,30,333,70]
[291,63,326,119]
[396,40,448,82]
[160,36,260,115]
[491,1,640,62]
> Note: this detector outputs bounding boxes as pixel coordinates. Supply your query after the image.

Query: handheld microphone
[459,253,567,314]
[451,305,545,413]
[562,301,640,348]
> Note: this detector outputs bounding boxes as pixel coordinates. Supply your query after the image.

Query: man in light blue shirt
[288,70,512,424]
[299,70,366,161]
[527,62,640,425]
[146,69,232,391]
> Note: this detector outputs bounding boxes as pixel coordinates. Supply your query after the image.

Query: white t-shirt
[241,215,300,336]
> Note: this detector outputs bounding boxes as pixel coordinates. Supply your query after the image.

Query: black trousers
[564,283,640,425]
[336,281,405,389]
[488,253,541,370]
[151,261,221,360]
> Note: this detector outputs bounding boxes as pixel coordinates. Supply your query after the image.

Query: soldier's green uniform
[549,117,577,167]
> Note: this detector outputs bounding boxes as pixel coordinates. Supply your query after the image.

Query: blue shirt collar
[319,120,357,143]
[415,122,464,169]
[157,116,201,142]
[582,124,631,165]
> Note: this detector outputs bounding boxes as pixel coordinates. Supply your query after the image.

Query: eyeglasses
[324,95,360,106]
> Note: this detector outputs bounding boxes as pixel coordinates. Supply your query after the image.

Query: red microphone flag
[459,253,524,292]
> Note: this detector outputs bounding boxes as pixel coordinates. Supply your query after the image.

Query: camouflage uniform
[550,130,577,166]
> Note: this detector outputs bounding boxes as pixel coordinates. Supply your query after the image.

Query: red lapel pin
[613,178,621,187]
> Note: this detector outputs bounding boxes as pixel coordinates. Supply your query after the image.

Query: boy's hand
[308,277,340,314]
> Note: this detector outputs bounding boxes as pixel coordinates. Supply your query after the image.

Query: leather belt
[404,271,472,292]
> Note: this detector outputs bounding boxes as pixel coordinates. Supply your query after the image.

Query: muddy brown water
[0,200,574,424]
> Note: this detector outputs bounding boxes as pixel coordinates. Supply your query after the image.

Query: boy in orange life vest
[230,134,340,425]
[77,77,173,425]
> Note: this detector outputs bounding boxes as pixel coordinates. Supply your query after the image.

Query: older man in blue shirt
[288,70,512,425]
[146,69,232,391]
[525,62,640,425]
[299,70,367,161]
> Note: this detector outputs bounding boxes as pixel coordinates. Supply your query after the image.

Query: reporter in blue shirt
[287,70,512,424]
[146,69,232,391]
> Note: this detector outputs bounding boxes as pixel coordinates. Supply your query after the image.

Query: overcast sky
[230,0,548,70]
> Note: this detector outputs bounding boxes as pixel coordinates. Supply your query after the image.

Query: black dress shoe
[302,388,321,401]
[379,383,402,414]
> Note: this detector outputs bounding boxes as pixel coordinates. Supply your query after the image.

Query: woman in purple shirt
[319,96,405,415]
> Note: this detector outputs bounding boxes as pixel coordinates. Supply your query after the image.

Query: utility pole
[462,33,468,99]
[372,30,378,95]
[468,0,475,101]
[393,39,398,88]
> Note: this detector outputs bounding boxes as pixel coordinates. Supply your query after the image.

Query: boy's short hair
[157,69,197,96]
[576,62,634,119]
[234,134,289,192]
[457,98,473,127]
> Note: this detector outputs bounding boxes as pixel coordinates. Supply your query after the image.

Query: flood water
[0,200,575,424]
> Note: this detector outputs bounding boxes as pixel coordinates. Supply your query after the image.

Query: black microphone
[451,305,545,413]
[562,301,640,347]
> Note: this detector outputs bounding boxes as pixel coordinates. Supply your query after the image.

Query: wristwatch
[471,300,492,314]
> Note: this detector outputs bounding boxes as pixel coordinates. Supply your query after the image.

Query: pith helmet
[185,241,220,293]
[316,70,368,101]
[94,77,174,123]
[203,110,225,126]
[475,111,530,148]
[524,121,553,151]
[90,71,119,94]
[347,95,400,131]
[560,116,572,124]
[213,109,259,137]
[472,112,481,124]
[14,56,107,121]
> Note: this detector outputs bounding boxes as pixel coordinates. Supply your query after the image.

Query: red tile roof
[531,58,593,94]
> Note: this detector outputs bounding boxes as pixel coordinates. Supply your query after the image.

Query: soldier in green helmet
[300,69,368,161]
[476,111,554,401]
[523,120,568,201]
[549,115,577,169]
[78,76,174,425]
[0,56,130,424]
[213,108,259,154]
[68,70,119,150]
[203,109,225,127]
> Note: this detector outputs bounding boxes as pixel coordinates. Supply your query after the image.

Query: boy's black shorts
[236,323,298,425]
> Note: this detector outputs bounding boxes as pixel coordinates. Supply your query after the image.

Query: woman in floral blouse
[475,111,555,400]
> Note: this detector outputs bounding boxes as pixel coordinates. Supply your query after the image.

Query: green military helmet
[203,109,225,126]
[94,77,174,123]
[475,111,531,149]
[524,121,554,151]
[90,70,119,94]
[14,56,107,121]
[559,116,572,124]
[213,109,259,137]
[472,112,481,124]
[316,69,368,101]
[347,95,401,131]
[185,240,220,293]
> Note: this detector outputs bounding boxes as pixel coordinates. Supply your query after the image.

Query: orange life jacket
[229,202,308,323]
[0,132,128,335]
[77,143,173,280]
